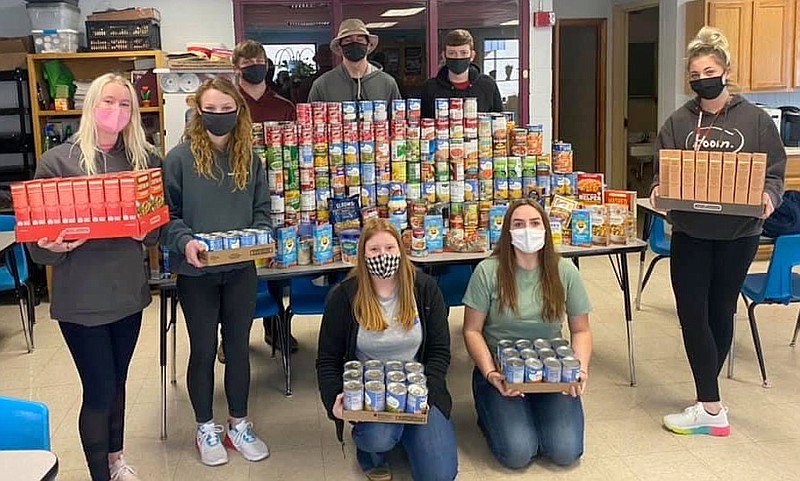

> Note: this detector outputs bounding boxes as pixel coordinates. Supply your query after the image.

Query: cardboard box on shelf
[0,36,33,71]
[695,151,709,201]
[681,150,696,201]
[734,153,752,205]
[708,152,723,202]
[341,409,428,425]
[748,153,767,206]
[721,153,737,204]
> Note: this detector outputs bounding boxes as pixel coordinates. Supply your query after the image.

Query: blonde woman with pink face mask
[27,73,161,481]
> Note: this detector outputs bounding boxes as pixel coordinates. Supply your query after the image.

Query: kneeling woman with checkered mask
[316,218,458,481]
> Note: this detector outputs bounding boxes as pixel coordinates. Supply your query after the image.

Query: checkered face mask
[365,253,401,279]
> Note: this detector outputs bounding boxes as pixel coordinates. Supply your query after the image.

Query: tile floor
[1,254,799,480]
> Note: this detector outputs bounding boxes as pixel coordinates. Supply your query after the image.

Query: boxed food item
[570,209,592,247]
[658,149,682,198]
[608,205,631,245]
[551,173,577,197]
[721,153,737,204]
[313,223,334,265]
[590,205,609,246]
[14,169,168,242]
[275,226,298,268]
[748,153,767,206]
[708,152,723,202]
[681,151,696,201]
[734,153,752,205]
[488,204,506,246]
[424,215,444,253]
[694,151,709,202]
[550,219,563,245]
[577,173,604,206]
[548,195,579,228]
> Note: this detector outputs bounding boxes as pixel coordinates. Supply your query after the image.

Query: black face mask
[342,43,368,62]
[201,110,238,136]
[446,57,471,75]
[240,64,267,85]
[690,76,726,100]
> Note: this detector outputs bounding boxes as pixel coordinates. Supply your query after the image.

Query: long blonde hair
[351,219,417,331]
[493,199,565,322]
[74,73,156,175]
[186,78,253,191]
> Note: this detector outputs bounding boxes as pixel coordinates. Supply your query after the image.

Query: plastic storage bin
[26,2,81,31]
[32,29,79,53]
[85,20,161,52]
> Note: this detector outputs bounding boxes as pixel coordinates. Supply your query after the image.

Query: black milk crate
[85,19,161,52]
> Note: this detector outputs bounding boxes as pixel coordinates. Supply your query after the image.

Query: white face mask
[510,227,546,254]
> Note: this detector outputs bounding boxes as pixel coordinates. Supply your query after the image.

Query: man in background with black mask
[308,19,401,103]
[421,29,503,119]
[233,40,296,122]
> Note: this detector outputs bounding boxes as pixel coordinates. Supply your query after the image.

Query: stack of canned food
[193,228,273,251]
[342,360,429,415]
[496,337,581,384]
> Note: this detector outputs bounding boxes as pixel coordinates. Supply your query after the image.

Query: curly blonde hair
[186,78,253,191]
[687,26,731,71]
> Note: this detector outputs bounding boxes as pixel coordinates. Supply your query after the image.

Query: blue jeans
[472,368,584,469]
[351,405,458,481]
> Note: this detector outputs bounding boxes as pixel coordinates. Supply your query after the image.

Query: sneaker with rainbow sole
[663,402,730,436]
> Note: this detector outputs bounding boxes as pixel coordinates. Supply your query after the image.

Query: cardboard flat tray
[199,243,275,267]
[15,205,168,242]
[506,382,581,393]
[655,197,763,218]
[341,409,428,425]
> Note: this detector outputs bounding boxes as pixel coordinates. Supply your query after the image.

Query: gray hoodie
[26,140,161,327]
[162,141,269,276]
[653,95,786,240]
[308,62,401,103]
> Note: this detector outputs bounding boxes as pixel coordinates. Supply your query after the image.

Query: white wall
[0,1,235,52]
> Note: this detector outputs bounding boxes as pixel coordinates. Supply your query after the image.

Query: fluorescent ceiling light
[365,22,399,29]
[380,7,425,17]
[500,19,519,26]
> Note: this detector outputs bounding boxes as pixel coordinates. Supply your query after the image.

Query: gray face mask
[201,110,238,136]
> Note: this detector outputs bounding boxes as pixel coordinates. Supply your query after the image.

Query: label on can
[343,380,364,411]
[525,358,544,383]
[543,358,562,383]
[405,383,428,414]
[364,381,386,412]
[386,382,408,413]
[504,357,525,384]
[561,358,581,383]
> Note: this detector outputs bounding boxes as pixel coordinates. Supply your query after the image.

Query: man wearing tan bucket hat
[308,18,401,103]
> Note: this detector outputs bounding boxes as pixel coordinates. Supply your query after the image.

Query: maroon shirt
[240,86,296,122]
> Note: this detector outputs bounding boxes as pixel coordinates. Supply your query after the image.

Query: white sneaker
[224,419,270,462]
[663,402,730,436]
[196,422,229,466]
[109,456,140,481]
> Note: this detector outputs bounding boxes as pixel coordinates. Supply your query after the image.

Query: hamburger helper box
[13,168,168,242]
[655,149,766,217]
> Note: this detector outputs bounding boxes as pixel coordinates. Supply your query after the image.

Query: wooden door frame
[610,0,659,190]
[553,18,607,175]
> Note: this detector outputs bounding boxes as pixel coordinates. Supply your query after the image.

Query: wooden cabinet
[750,0,795,90]
[688,0,799,91]
[706,0,753,91]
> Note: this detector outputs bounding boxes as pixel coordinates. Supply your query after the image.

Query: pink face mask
[95,107,132,134]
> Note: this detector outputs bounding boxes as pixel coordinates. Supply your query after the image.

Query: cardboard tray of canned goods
[341,408,428,425]
[199,243,275,267]
[504,381,581,394]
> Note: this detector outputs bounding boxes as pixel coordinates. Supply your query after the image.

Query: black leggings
[177,265,257,423]
[670,232,759,402]
[59,313,142,481]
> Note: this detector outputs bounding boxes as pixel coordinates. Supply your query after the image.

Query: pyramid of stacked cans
[252,98,553,267]
[342,359,429,414]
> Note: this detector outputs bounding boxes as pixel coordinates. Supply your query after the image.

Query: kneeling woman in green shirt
[462,199,592,469]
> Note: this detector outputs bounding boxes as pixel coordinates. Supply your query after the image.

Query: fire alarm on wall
[533,10,556,27]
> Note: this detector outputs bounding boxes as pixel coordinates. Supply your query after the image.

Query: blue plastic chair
[636,216,671,308]
[740,234,800,387]
[0,215,35,351]
[436,264,474,312]
[254,279,281,355]
[0,396,50,450]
